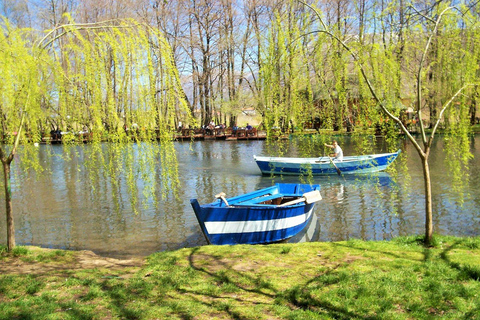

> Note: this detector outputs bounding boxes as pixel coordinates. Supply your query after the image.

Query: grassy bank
[1,235,480,319]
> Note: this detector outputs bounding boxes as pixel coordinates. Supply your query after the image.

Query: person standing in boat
[324,140,343,161]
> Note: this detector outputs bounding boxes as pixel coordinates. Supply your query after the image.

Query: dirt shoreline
[1,246,145,275]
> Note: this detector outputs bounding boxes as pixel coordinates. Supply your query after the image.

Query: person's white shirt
[334,145,343,161]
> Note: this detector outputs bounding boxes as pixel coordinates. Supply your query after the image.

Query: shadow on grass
[279,269,381,320]
[183,247,276,319]
[439,240,480,281]
[187,247,276,296]
[438,239,480,318]
[186,247,378,320]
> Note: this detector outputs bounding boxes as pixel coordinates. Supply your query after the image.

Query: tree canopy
[0,17,193,250]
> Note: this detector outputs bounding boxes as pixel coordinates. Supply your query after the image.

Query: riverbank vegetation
[1,235,479,319]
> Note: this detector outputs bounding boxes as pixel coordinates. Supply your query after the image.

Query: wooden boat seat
[236,193,298,206]
[236,193,282,205]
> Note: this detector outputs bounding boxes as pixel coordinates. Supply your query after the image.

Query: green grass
[1,235,480,319]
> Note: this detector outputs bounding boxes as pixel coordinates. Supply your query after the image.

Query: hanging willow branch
[296,1,469,159]
[0,17,194,250]
[297,0,477,246]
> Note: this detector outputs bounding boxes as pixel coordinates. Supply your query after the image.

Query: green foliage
[280,246,291,254]
[0,20,50,145]
[0,18,193,249]
[294,1,480,246]
[259,6,316,146]
[443,92,474,205]
[0,16,191,167]
[11,246,30,257]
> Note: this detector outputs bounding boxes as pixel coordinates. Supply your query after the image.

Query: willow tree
[0,18,192,251]
[259,3,314,141]
[0,21,49,251]
[299,1,478,245]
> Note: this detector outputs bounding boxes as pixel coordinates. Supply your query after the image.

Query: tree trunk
[3,160,15,251]
[421,155,433,246]
[470,85,478,125]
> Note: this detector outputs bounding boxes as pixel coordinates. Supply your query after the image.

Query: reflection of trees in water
[319,173,404,241]
[186,142,256,204]
[4,138,480,256]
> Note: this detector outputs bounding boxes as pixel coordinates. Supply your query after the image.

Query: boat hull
[254,150,400,175]
[190,183,320,245]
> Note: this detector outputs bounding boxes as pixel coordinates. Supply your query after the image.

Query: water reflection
[296,173,395,242]
[0,137,479,258]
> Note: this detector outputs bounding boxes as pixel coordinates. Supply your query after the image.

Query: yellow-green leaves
[1,18,192,204]
[260,6,315,149]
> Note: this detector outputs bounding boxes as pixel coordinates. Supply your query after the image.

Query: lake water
[1,135,479,258]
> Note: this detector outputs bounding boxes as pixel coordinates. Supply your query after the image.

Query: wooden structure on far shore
[39,127,268,144]
[175,127,266,141]
[42,131,93,144]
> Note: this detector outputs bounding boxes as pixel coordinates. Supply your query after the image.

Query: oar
[279,190,322,207]
[316,149,329,163]
[328,155,342,175]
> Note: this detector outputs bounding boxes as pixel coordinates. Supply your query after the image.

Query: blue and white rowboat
[190,183,322,245]
[254,150,401,176]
